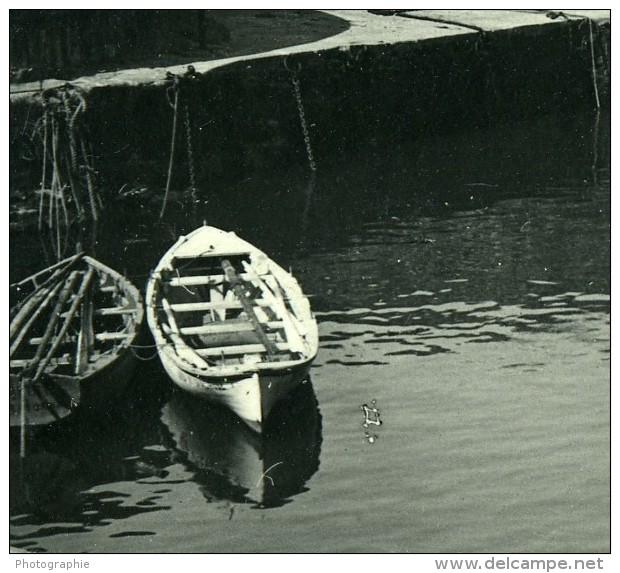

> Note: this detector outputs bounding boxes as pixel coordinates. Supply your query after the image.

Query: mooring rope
[80,138,99,221]
[129,345,160,361]
[588,19,601,110]
[38,105,49,230]
[62,90,79,172]
[160,74,180,220]
[34,84,100,257]
[20,376,26,459]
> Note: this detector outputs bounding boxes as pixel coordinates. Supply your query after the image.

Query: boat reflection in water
[160,378,322,508]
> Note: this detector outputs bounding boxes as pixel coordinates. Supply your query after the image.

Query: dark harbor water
[9,109,610,553]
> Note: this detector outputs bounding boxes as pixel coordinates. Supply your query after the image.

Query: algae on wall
[9,15,609,231]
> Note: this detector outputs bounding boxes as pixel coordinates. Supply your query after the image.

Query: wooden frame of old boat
[145,225,319,432]
[9,253,144,427]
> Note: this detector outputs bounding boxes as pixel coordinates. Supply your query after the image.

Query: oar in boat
[221,259,280,358]
[10,252,84,332]
[242,261,306,353]
[10,252,83,293]
[10,278,66,357]
[20,270,81,380]
[32,268,95,383]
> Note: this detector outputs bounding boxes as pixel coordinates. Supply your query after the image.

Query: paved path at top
[9,9,610,101]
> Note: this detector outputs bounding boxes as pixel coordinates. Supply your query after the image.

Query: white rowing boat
[145,225,318,432]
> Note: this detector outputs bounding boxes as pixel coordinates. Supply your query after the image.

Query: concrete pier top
[9,9,611,101]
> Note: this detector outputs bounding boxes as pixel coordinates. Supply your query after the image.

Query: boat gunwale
[10,254,144,381]
[146,226,318,379]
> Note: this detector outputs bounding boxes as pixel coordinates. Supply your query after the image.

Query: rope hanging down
[588,19,601,110]
[34,84,100,260]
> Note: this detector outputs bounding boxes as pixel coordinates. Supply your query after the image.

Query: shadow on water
[160,379,322,509]
[9,359,173,548]
[10,359,322,550]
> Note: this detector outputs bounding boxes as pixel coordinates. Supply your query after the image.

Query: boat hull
[9,328,142,427]
[9,255,144,427]
[146,225,319,432]
[158,345,312,432]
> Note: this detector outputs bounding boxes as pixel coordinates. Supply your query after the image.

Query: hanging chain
[161,67,201,218]
[290,71,317,172]
[183,100,197,203]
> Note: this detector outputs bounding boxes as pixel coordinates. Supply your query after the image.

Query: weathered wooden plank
[221,259,281,357]
[95,306,138,316]
[59,306,137,318]
[10,252,83,292]
[33,268,96,382]
[11,354,72,368]
[194,342,290,357]
[169,299,268,312]
[167,273,251,287]
[19,271,81,379]
[28,331,129,345]
[172,251,249,260]
[10,279,65,357]
[179,320,284,336]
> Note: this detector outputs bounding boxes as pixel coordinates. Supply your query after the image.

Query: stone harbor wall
[9,10,610,224]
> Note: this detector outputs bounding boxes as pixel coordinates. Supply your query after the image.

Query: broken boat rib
[145,225,319,432]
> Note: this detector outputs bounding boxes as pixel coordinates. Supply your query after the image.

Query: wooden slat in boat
[85,331,132,342]
[194,342,290,357]
[166,273,251,287]
[28,331,130,345]
[169,300,269,312]
[58,306,137,317]
[95,307,139,316]
[178,320,284,336]
[172,251,249,260]
[11,354,73,368]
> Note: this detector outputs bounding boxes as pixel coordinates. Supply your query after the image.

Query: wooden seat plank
[167,273,251,287]
[59,306,137,318]
[179,320,284,336]
[28,331,129,345]
[194,342,290,357]
[95,307,138,316]
[11,354,72,368]
[169,300,269,312]
[172,251,249,260]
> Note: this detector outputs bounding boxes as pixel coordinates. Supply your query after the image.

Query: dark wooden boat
[9,253,144,426]
[146,225,319,432]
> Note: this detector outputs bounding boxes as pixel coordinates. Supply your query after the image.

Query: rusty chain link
[290,71,317,172]
[183,100,197,203]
